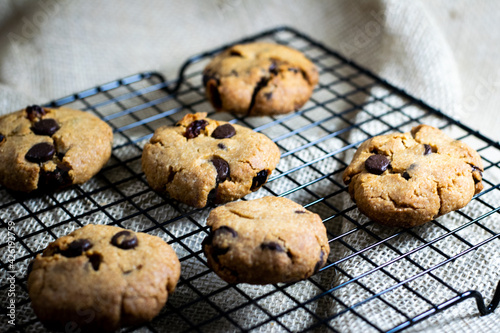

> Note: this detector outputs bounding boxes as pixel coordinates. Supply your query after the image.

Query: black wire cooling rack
[1,27,499,333]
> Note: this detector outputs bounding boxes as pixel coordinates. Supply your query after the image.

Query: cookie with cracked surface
[343,125,484,228]
[0,105,113,192]
[203,42,319,116]
[27,224,181,332]
[142,113,281,208]
[202,196,330,284]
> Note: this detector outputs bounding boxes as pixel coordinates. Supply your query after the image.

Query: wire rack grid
[1,27,499,333]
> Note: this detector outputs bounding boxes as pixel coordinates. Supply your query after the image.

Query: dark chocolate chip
[211,157,230,183]
[471,165,483,183]
[288,68,299,73]
[217,143,226,150]
[472,165,482,173]
[229,50,242,57]
[212,124,236,139]
[88,253,102,271]
[201,232,213,247]
[39,163,72,189]
[269,62,278,75]
[365,154,391,175]
[26,105,46,121]
[184,119,208,139]
[248,77,269,114]
[56,152,65,160]
[214,226,238,238]
[423,144,432,155]
[167,171,176,183]
[25,142,55,163]
[402,172,411,180]
[314,250,325,273]
[32,119,60,136]
[213,246,230,257]
[207,188,218,203]
[264,92,273,100]
[261,241,285,252]
[111,231,138,250]
[209,226,237,262]
[251,169,269,191]
[295,210,306,214]
[61,239,93,257]
[208,83,222,109]
[0,133,5,144]
[202,74,211,87]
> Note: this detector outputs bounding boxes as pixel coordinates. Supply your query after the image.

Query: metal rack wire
[1,26,499,332]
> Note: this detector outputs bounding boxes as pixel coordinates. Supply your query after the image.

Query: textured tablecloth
[0,0,498,332]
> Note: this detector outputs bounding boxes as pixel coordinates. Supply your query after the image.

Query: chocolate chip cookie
[142,113,281,208]
[0,105,113,192]
[203,42,319,116]
[343,125,484,227]
[202,196,330,284]
[27,224,181,332]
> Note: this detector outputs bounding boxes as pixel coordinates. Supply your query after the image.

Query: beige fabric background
[0,0,498,332]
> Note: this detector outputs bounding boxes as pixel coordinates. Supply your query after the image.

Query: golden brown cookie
[142,113,281,208]
[202,196,330,285]
[27,224,181,332]
[203,42,318,116]
[0,105,113,192]
[343,125,484,227]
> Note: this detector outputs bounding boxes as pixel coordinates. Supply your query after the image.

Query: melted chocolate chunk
[260,241,285,252]
[212,124,236,139]
[211,157,230,183]
[251,169,269,191]
[269,61,278,75]
[61,239,93,257]
[25,143,55,163]
[229,50,242,57]
[402,172,411,180]
[212,246,230,257]
[39,163,72,189]
[26,105,46,121]
[32,119,60,136]
[471,165,483,183]
[88,253,102,271]
[207,188,218,203]
[184,119,208,139]
[248,77,269,114]
[201,232,213,247]
[423,144,432,155]
[295,210,306,214]
[0,133,5,144]
[202,73,211,87]
[214,226,238,238]
[209,226,237,262]
[111,231,138,250]
[314,250,325,273]
[209,83,222,109]
[264,92,273,100]
[217,143,226,150]
[365,154,391,175]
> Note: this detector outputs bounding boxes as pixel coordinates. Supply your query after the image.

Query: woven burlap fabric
[0,1,498,332]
